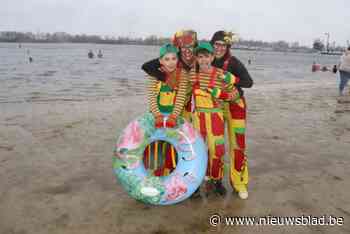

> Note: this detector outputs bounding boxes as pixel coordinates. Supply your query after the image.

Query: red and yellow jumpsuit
[189,67,239,180]
[144,67,188,176]
[221,59,249,192]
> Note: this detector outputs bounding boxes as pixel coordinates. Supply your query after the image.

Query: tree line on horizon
[1,31,340,52]
[312,38,345,52]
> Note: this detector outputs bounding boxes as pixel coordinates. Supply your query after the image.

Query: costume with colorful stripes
[142,30,198,123]
[220,57,249,193]
[144,67,188,176]
[189,67,239,180]
[210,30,253,195]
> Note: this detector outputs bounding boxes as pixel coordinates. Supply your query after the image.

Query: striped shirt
[188,67,239,98]
[147,69,188,117]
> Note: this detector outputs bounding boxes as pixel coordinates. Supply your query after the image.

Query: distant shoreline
[0,41,319,54]
[2,31,347,54]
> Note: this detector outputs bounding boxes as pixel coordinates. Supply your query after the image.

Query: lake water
[0,43,340,103]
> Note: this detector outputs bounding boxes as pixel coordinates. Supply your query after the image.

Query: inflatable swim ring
[113,112,207,205]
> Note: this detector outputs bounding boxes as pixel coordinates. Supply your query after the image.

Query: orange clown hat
[172,30,198,48]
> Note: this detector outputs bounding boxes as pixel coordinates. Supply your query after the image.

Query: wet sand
[1,73,350,234]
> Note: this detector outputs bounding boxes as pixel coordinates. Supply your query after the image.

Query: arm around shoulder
[141,58,165,81]
[229,57,253,88]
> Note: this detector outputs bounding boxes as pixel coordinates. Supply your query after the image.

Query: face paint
[181,46,194,64]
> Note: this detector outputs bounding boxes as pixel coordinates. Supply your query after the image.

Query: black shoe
[204,180,215,197]
[213,180,227,196]
[190,188,201,199]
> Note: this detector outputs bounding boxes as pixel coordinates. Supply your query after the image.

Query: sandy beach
[1,69,349,234]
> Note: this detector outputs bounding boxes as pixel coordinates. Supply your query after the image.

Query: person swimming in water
[88,50,94,59]
[26,49,33,63]
[97,50,103,58]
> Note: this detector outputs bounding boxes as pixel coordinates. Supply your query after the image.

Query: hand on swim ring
[154,114,164,128]
[165,114,177,128]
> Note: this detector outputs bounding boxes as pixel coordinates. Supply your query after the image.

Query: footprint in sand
[334,110,350,113]
[0,145,15,151]
[40,183,72,195]
[335,96,350,113]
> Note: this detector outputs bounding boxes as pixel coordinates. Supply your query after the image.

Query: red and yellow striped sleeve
[172,70,189,117]
[147,75,161,116]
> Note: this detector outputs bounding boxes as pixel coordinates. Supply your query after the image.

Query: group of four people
[142,30,253,200]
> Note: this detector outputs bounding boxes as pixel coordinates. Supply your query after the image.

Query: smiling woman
[210,30,253,200]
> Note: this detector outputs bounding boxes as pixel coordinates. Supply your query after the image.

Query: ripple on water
[70,70,84,76]
[57,88,72,92]
[29,91,44,96]
[37,70,57,77]
[0,44,341,103]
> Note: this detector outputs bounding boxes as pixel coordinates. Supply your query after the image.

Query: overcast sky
[1,0,349,46]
